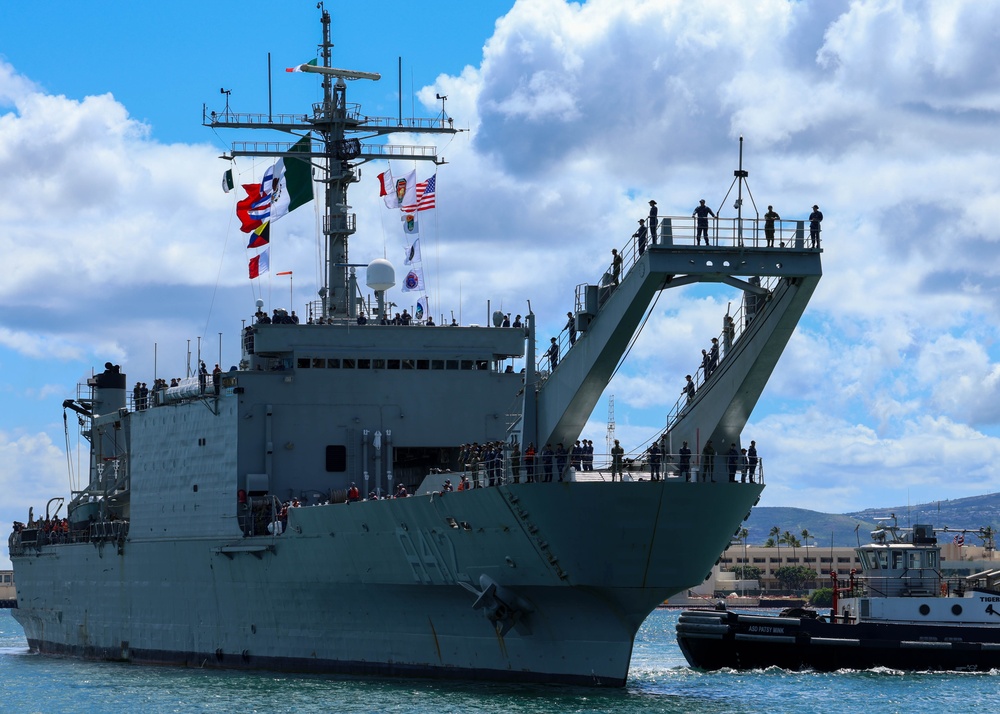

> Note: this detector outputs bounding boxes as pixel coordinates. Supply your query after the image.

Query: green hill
[743,492,1000,547]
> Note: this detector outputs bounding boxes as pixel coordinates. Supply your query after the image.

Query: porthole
[919,604,930,616]
[952,604,963,616]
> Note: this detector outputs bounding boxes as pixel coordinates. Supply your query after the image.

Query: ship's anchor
[460,574,533,636]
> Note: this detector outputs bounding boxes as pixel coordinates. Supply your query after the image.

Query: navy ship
[9,8,822,686]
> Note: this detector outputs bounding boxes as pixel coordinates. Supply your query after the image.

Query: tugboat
[676,519,1000,672]
[9,7,823,686]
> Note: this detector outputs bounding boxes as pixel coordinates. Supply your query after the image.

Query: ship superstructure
[9,8,822,686]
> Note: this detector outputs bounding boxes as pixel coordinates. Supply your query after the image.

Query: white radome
[366,259,395,292]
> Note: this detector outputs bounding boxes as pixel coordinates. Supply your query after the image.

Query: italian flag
[286,58,318,73]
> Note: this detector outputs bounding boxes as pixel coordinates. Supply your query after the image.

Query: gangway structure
[518,219,822,478]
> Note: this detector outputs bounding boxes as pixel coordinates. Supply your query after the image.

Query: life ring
[954,534,965,546]
[940,582,948,596]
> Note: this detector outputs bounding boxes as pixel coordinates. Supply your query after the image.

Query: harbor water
[1,608,995,713]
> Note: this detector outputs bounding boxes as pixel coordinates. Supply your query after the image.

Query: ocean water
[1,608,996,714]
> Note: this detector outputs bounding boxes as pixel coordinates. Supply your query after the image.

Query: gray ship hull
[13,481,760,685]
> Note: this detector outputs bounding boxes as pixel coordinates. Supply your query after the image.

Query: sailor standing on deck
[547,337,559,371]
[693,199,716,246]
[611,439,624,482]
[763,205,780,247]
[809,204,823,247]
[634,219,648,256]
[679,441,692,482]
[648,442,662,481]
[524,442,536,482]
[683,375,696,405]
[555,443,568,482]
[648,200,658,245]
[541,444,554,482]
[566,312,577,346]
[701,440,715,482]
[727,443,739,482]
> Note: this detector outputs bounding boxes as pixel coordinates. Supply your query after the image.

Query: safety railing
[536,215,816,376]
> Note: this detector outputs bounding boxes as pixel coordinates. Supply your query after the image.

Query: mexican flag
[265,136,314,222]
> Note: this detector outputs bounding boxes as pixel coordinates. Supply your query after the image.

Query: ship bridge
[523,216,822,462]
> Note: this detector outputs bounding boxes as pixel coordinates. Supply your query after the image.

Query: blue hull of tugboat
[676,609,1000,672]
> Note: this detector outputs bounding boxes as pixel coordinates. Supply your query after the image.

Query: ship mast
[205,6,459,319]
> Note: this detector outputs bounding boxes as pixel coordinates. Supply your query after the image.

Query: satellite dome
[366,259,395,291]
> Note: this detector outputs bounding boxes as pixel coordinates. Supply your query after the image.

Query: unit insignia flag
[378,168,416,209]
[400,267,424,293]
[222,168,234,193]
[249,248,270,279]
[416,296,428,321]
[402,212,419,236]
[404,238,421,265]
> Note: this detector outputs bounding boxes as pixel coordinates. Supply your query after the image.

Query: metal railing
[535,215,817,376]
[8,518,130,556]
[452,451,764,486]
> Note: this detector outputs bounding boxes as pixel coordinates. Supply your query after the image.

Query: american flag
[403,174,436,212]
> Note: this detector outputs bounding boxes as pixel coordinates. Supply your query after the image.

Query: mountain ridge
[743,492,1000,547]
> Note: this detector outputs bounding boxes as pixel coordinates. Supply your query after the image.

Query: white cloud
[0,430,67,570]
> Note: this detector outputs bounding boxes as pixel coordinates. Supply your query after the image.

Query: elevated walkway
[526,216,823,459]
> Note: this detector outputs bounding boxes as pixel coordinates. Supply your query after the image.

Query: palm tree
[735,527,750,592]
[769,525,781,562]
[782,530,800,562]
[801,528,813,549]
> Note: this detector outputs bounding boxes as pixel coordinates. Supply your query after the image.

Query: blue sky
[4,0,1000,567]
